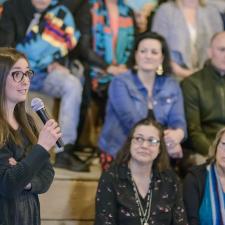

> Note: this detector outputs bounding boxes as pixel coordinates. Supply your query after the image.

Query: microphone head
[31,98,45,112]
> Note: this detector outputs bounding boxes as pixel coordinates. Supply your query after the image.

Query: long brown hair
[115,118,171,172]
[0,47,37,147]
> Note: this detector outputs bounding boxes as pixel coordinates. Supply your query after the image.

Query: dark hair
[0,47,37,147]
[127,31,172,74]
[115,118,171,172]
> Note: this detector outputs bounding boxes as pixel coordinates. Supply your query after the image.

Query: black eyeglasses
[132,136,160,147]
[11,70,34,83]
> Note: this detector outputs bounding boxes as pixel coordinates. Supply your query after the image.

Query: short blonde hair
[208,127,225,163]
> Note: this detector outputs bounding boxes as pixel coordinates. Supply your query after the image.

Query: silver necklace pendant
[131,175,152,225]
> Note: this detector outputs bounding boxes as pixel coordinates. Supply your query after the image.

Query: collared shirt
[94,163,188,225]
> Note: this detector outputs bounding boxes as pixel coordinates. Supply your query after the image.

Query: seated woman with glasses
[0,47,61,225]
[95,118,188,225]
[183,127,225,225]
[98,31,186,170]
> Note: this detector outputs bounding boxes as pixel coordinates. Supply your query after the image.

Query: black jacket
[183,164,207,225]
[0,129,54,225]
[0,0,35,46]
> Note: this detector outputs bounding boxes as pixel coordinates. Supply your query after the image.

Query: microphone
[31,97,64,149]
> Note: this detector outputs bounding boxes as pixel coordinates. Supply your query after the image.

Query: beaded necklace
[131,176,152,225]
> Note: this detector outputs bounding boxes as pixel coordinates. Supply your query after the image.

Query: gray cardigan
[151,2,223,70]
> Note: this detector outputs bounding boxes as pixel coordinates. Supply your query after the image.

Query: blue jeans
[40,70,82,145]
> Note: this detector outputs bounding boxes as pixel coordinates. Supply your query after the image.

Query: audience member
[183,127,225,225]
[79,0,136,117]
[0,47,57,225]
[125,0,157,32]
[152,0,223,79]
[0,0,88,171]
[95,118,188,225]
[207,0,225,13]
[181,31,225,162]
[207,0,225,29]
[99,32,186,170]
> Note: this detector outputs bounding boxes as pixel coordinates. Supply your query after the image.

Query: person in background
[206,0,225,14]
[207,0,225,29]
[79,0,135,116]
[125,0,158,32]
[152,0,223,79]
[183,127,225,225]
[0,0,88,171]
[0,47,58,225]
[181,31,225,164]
[95,118,188,225]
[99,31,186,171]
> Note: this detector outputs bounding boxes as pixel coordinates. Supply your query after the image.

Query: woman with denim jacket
[98,32,187,170]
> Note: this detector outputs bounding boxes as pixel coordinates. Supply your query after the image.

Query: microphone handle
[36,109,49,124]
[36,109,64,148]
[56,138,64,149]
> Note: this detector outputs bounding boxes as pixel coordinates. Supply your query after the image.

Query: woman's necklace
[131,176,152,225]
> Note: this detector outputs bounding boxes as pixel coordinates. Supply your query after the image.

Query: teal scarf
[199,163,225,225]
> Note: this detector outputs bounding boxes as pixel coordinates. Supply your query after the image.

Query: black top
[0,0,35,46]
[94,163,187,225]
[0,129,54,225]
[183,164,207,225]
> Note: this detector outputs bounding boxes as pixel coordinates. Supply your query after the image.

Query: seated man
[0,0,88,171]
[181,31,225,162]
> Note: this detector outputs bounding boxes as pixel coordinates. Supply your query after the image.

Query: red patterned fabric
[100,151,113,171]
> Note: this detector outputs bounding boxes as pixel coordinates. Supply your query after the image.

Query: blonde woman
[152,0,223,79]
[184,127,225,224]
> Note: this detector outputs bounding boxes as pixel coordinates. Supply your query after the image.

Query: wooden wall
[40,168,101,225]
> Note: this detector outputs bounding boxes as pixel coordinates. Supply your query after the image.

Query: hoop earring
[133,65,138,70]
[156,64,163,75]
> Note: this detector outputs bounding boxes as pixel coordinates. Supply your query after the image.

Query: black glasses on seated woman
[11,70,34,83]
[132,136,160,147]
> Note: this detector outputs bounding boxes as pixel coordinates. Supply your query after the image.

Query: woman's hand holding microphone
[37,119,62,152]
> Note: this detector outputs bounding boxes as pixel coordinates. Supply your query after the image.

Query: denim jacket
[98,70,187,156]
